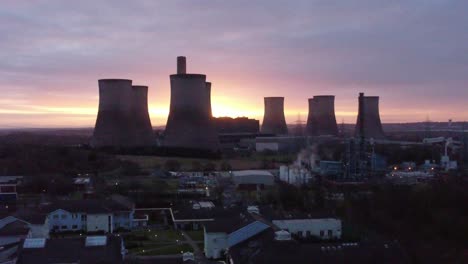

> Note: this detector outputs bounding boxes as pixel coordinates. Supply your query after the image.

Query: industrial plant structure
[206,82,212,117]
[91,79,154,148]
[261,97,288,135]
[163,56,219,151]
[355,93,385,139]
[214,117,259,134]
[305,95,338,136]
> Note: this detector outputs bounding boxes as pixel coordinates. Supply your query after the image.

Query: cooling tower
[306,95,338,136]
[355,93,385,139]
[131,85,155,146]
[163,57,219,151]
[261,97,288,135]
[91,79,134,147]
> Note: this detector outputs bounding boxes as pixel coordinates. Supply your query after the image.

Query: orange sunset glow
[1,1,467,129]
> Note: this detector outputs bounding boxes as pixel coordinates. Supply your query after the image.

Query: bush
[164,160,181,171]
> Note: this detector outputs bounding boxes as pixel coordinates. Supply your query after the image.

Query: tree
[191,161,202,171]
[219,161,232,171]
[121,160,143,176]
[203,162,216,172]
[164,160,181,171]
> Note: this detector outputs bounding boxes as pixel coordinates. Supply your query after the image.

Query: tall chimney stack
[206,82,212,117]
[177,56,186,74]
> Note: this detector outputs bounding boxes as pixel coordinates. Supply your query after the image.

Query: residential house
[43,197,135,234]
[227,229,410,264]
[272,218,342,240]
[17,235,125,264]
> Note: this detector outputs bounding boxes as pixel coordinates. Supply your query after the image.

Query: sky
[1,0,467,128]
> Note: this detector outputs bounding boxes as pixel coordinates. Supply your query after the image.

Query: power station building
[261,97,288,135]
[163,56,219,151]
[214,117,259,134]
[305,95,338,136]
[355,93,385,139]
[91,79,154,148]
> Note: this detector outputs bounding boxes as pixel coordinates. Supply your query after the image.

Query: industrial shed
[231,170,275,187]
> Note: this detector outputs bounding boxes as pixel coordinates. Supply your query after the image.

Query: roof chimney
[177,56,186,74]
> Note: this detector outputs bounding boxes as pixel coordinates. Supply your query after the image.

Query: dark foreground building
[214,117,260,134]
[17,235,125,264]
[228,229,409,264]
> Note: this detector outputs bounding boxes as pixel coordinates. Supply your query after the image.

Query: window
[72,225,78,229]
[320,230,324,237]
[53,215,59,219]
[72,214,78,219]
[0,186,15,193]
[61,214,67,219]
[61,226,67,230]
[81,215,87,221]
[328,230,333,237]
[53,225,59,230]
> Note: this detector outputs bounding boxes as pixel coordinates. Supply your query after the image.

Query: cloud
[0,0,467,127]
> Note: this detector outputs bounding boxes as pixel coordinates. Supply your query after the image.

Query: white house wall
[86,214,112,233]
[272,218,341,239]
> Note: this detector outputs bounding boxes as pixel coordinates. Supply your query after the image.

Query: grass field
[118,155,263,171]
[125,229,192,256]
[139,243,193,256]
[125,229,183,242]
[185,230,204,241]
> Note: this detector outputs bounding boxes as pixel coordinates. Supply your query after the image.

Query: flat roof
[232,170,273,177]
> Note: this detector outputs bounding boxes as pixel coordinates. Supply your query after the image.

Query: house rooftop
[41,198,133,215]
[14,209,48,225]
[257,205,337,221]
[0,176,23,184]
[204,212,256,233]
[232,170,274,177]
[0,220,30,236]
[229,229,409,264]
[17,235,124,264]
